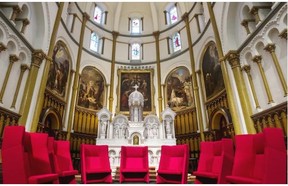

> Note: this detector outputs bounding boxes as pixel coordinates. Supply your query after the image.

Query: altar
[96,85,176,173]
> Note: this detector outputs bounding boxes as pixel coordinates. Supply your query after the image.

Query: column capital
[23,18,30,26]
[153,31,160,39]
[242,65,251,73]
[0,42,7,52]
[241,20,248,27]
[252,55,262,63]
[181,12,189,22]
[226,50,240,68]
[112,31,119,40]
[32,50,46,67]
[279,29,287,40]
[82,12,90,22]
[13,6,22,14]
[20,64,29,71]
[9,54,19,63]
[250,7,259,15]
[264,43,276,53]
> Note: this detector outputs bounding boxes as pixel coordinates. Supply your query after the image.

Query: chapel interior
[0,1,287,184]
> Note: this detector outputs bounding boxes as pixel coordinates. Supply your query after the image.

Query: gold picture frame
[117,68,155,115]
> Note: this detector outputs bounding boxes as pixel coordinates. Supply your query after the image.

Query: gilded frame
[117,68,155,115]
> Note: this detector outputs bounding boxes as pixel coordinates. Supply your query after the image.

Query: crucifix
[133,84,139,91]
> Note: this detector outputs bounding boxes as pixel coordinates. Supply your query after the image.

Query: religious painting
[165,66,194,111]
[202,42,225,100]
[117,69,154,113]
[77,66,106,110]
[46,41,71,98]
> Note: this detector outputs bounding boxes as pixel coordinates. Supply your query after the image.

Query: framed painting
[201,42,225,100]
[117,69,154,114]
[77,66,106,111]
[165,66,194,111]
[46,40,71,98]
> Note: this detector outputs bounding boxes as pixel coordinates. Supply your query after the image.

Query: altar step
[113,166,157,182]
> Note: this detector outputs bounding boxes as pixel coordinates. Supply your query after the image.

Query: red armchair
[48,137,78,183]
[120,146,149,183]
[157,144,189,184]
[193,139,234,184]
[1,126,59,184]
[80,144,112,183]
[226,128,287,184]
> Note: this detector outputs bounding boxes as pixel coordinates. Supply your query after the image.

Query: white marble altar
[96,85,176,172]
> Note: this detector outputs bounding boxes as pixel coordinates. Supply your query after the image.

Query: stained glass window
[172,32,181,52]
[90,32,99,52]
[94,6,102,24]
[131,43,140,60]
[169,6,178,24]
[131,18,140,34]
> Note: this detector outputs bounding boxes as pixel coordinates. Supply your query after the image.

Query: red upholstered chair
[120,146,149,183]
[193,139,234,184]
[156,144,189,184]
[80,144,112,183]
[25,132,59,184]
[226,128,287,184]
[48,137,78,184]
[1,126,59,184]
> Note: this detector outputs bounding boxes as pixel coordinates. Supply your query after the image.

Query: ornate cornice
[242,65,251,73]
[252,55,262,63]
[32,50,46,68]
[9,54,19,63]
[226,50,240,68]
[264,43,276,53]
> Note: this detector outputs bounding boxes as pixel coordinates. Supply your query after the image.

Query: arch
[39,107,62,137]
[6,40,17,53]
[209,107,232,130]
[0,28,5,42]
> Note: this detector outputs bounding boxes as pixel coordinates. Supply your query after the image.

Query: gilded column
[241,20,250,35]
[153,31,163,114]
[226,51,255,134]
[207,2,242,134]
[108,31,119,111]
[182,13,204,141]
[66,12,90,140]
[0,42,7,52]
[11,64,29,108]
[264,43,287,96]
[0,54,19,103]
[252,55,274,103]
[18,50,45,125]
[30,2,65,132]
[242,65,260,108]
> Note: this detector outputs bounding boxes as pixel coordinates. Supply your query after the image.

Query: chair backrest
[158,144,189,183]
[1,126,28,183]
[196,141,214,172]
[54,140,74,172]
[81,144,110,171]
[120,146,149,170]
[231,134,257,178]
[262,127,287,184]
[25,133,53,176]
[47,137,56,172]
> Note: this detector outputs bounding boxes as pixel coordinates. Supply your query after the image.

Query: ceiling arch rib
[114,2,122,32]
[149,2,158,32]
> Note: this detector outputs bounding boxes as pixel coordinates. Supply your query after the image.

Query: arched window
[131,18,140,34]
[90,32,100,52]
[93,6,103,24]
[172,32,181,52]
[131,43,141,60]
[169,6,178,24]
[129,17,142,34]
